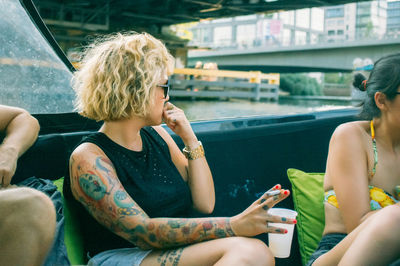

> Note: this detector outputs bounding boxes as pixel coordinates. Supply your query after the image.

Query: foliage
[324,73,352,85]
[280,73,322,96]
[365,21,374,38]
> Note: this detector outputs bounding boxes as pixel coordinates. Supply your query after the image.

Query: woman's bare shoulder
[332,121,370,141]
[71,142,105,160]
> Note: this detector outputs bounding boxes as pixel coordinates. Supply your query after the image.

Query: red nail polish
[284,190,289,195]
[275,185,279,189]
[293,220,297,224]
[284,229,288,234]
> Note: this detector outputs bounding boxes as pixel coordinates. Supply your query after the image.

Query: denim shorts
[88,247,153,266]
[306,233,346,266]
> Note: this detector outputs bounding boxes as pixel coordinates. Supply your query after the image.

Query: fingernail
[284,190,289,195]
[284,229,288,234]
[293,219,297,224]
[274,185,280,189]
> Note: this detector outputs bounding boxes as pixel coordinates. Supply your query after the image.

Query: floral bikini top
[324,121,399,211]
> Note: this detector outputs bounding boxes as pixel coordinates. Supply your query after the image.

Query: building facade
[355,1,387,39]
[186,8,325,50]
[387,0,400,37]
[324,4,357,42]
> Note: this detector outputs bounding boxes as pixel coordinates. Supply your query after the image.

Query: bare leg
[141,237,275,266]
[314,204,400,266]
[339,204,400,266]
[0,187,56,266]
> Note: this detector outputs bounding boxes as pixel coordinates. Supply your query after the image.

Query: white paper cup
[267,208,298,258]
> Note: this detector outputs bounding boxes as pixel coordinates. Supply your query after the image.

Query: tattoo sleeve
[70,153,235,250]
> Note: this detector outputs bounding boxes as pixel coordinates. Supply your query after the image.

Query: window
[326,20,335,26]
[296,8,310,28]
[214,26,232,46]
[295,31,307,45]
[0,0,74,113]
[311,7,324,31]
[328,30,335,35]
[337,30,344,35]
[279,11,294,25]
[310,33,318,44]
[326,7,344,18]
[237,24,256,47]
[282,28,292,46]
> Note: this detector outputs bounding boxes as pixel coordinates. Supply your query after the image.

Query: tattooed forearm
[73,155,235,250]
[127,217,235,249]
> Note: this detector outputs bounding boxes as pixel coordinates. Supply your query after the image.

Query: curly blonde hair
[72,32,175,121]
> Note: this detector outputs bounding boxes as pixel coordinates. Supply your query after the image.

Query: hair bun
[353,73,367,91]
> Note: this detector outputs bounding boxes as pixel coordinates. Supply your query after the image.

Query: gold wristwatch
[182,141,205,160]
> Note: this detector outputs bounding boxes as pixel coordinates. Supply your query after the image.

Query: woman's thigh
[314,205,400,265]
[141,237,273,266]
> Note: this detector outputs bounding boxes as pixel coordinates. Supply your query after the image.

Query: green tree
[324,73,352,84]
[280,73,322,96]
[365,21,374,38]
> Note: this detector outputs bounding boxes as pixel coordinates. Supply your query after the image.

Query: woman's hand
[230,184,297,237]
[163,102,197,145]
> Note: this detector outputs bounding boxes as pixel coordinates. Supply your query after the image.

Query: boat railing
[171,68,280,101]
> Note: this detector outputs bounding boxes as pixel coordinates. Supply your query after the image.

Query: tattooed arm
[70,143,295,250]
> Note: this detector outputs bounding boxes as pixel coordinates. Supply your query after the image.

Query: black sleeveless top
[64,127,192,256]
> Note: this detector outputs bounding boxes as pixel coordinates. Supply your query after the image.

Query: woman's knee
[226,237,275,266]
[378,204,400,231]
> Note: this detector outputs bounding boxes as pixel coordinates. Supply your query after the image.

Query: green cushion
[287,168,325,266]
[53,178,86,265]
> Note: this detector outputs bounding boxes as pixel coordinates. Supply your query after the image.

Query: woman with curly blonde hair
[66,32,296,266]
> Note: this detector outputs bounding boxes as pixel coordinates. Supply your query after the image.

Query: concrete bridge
[188,38,400,73]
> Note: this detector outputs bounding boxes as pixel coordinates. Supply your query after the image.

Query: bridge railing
[189,34,400,52]
[171,68,280,101]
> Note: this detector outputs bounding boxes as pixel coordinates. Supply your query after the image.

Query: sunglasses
[158,80,170,99]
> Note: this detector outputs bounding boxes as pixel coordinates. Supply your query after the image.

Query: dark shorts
[307,233,400,266]
[306,233,346,266]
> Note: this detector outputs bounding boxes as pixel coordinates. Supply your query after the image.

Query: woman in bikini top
[307,53,400,266]
[325,121,399,211]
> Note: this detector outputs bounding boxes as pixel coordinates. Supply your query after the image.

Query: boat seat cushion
[53,177,86,265]
[287,168,325,266]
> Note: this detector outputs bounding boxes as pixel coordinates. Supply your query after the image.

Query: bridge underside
[188,40,400,73]
[32,0,369,49]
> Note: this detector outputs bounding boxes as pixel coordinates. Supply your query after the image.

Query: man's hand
[0,145,18,187]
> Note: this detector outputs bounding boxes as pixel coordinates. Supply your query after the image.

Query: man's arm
[0,105,40,186]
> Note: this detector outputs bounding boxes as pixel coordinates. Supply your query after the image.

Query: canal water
[171,97,358,121]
